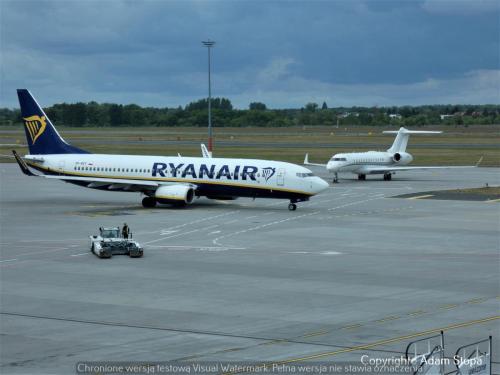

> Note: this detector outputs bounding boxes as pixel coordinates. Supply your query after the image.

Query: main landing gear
[288,203,297,211]
[357,174,366,181]
[142,196,156,208]
[383,173,392,181]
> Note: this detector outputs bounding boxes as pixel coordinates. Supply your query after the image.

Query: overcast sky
[1,0,499,109]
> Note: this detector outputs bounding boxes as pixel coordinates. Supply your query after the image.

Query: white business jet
[305,127,479,182]
[13,89,328,211]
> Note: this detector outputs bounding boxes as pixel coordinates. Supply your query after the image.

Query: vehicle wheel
[288,203,297,211]
[142,197,156,208]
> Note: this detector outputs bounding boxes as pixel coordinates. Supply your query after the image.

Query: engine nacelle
[392,152,413,164]
[155,185,194,204]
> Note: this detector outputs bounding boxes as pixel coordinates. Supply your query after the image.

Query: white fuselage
[326,151,413,175]
[26,154,329,199]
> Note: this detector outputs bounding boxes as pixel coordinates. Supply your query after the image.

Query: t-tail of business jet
[13,89,328,210]
[304,127,481,182]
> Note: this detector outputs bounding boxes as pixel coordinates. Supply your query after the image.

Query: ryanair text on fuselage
[152,162,264,181]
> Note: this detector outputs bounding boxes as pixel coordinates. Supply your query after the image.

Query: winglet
[476,156,484,167]
[12,150,37,176]
[201,143,212,158]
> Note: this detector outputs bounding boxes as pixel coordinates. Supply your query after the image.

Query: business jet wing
[304,153,327,167]
[365,157,482,174]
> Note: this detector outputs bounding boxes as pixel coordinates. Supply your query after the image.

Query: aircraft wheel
[142,197,156,208]
[358,174,366,180]
[288,203,297,211]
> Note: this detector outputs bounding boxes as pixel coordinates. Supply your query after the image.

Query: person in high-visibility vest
[122,223,130,239]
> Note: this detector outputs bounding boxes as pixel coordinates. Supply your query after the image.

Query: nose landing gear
[288,203,297,211]
[333,172,339,183]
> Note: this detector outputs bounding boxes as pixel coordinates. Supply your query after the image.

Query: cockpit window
[296,172,315,178]
[331,157,347,161]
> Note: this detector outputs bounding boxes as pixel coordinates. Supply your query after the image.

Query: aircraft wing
[304,153,327,167]
[43,175,160,190]
[367,166,476,173]
[13,150,160,190]
[365,157,482,174]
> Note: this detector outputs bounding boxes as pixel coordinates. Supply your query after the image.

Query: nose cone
[326,161,338,172]
[312,177,329,194]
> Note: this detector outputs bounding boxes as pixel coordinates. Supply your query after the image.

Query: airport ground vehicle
[90,227,143,258]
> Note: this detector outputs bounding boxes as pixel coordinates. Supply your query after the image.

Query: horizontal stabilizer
[12,150,37,176]
[383,129,442,135]
[385,127,442,153]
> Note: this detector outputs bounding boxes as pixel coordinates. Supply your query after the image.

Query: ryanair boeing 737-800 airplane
[13,90,329,210]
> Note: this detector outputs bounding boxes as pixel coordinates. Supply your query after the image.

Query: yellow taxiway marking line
[375,316,400,323]
[302,330,329,338]
[340,324,363,330]
[408,194,434,200]
[221,347,242,353]
[467,298,488,304]
[259,339,286,346]
[225,316,500,374]
[407,310,426,317]
[277,316,500,364]
[439,304,458,310]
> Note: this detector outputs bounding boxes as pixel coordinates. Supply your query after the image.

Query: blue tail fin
[17,89,89,155]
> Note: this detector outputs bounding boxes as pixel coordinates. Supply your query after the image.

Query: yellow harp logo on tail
[23,115,47,144]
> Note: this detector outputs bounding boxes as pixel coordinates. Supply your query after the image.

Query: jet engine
[154,185,195,204]
[392,152,413,164]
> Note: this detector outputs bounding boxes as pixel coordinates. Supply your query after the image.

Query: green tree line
[1,98,499,127]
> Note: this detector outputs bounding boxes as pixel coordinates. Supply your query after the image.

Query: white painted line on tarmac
[204,225,219,231]
[0,259,17,263]
[142,229,200,245]
[408,194,434,200]
[70,253,90,257]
